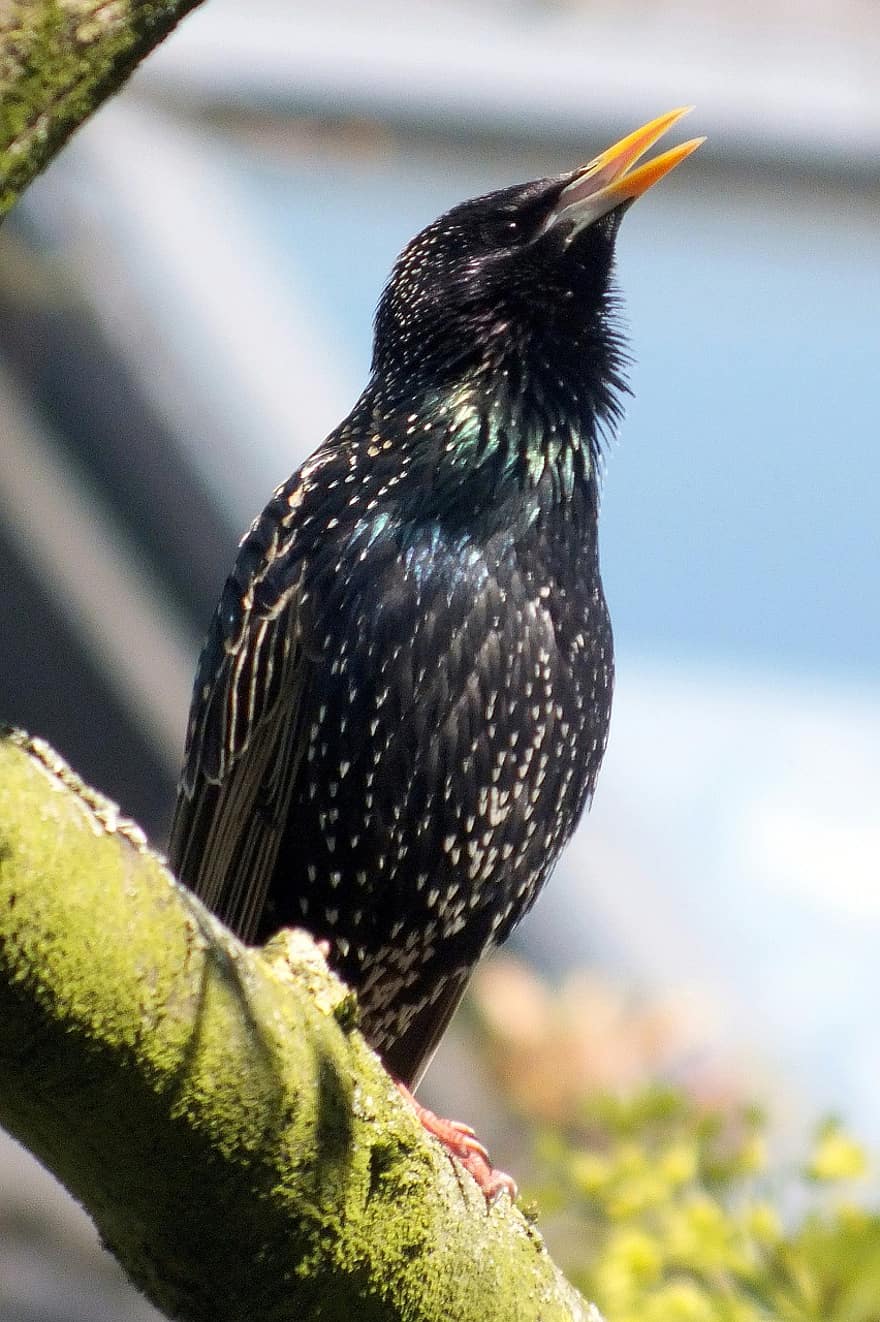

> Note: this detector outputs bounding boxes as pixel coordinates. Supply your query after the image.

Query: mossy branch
[0,0,204,218]
[0,728,597,1322]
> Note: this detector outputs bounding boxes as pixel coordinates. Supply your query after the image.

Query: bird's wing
[167,483,313,943]
[380,967,473,1091]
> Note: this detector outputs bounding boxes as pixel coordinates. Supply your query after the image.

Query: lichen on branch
[0,0,203,217]
[0,729,596,1322]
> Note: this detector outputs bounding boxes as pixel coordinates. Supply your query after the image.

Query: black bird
[169,109,702,1195]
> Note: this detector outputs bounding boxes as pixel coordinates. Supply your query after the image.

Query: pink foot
[396,1082,517,1202]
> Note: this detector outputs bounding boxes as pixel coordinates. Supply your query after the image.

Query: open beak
[546,107,704,237]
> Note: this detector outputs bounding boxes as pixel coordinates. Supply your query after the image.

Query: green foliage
[529,1089,879,1322]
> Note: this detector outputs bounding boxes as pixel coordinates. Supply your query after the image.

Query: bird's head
[372,109,703,459]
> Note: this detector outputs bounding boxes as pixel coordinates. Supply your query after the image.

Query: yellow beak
[548,108,704,235]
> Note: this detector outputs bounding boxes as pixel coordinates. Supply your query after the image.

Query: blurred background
[1,0,878,1316]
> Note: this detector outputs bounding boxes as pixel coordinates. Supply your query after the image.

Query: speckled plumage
[170,168,632,1089]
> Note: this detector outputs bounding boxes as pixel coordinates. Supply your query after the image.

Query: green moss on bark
[0,731,595,1321]
[0,0,203,217]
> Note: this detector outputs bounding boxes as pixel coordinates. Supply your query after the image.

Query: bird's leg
[396,1082,517,1203]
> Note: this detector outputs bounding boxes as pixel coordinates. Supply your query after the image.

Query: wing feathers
[168,552,308,943]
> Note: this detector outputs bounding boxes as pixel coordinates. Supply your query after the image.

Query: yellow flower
[807,1128,867,1182]
[659,1142,698,1188]
[571,1150,612,1195]
[640,1280,716,1322]
[744,1201,782,1244]
[734,1134,766,1175]
[607,1171,669,1219]
[610,1228,664,1284]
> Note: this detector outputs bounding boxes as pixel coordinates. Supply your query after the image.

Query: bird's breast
[272,511,612,981]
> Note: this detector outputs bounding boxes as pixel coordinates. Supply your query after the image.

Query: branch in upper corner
[0,728,597,1322]
[0,0,205,218]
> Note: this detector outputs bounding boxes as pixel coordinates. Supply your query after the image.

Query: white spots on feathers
[207,428,614,1071]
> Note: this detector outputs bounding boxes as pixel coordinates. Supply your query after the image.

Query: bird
[168,108,703,1198]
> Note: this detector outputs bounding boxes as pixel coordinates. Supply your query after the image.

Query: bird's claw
[396,1082,517,1203]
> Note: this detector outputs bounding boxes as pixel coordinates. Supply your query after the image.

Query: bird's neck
[436,372,599,490]
[363,366,605,532]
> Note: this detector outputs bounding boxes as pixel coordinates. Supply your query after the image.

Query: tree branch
[0,729,598,1322]
[0,0,204,218]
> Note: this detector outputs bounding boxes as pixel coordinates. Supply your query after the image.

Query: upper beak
[545,107,704,237]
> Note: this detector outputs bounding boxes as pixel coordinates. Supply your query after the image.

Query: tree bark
[0,0,204,217]
[0,729,598,1322]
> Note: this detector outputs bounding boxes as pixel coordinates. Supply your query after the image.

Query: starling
[169,108,703,1196]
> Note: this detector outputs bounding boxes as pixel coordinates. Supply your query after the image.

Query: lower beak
[547,107,704,236]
